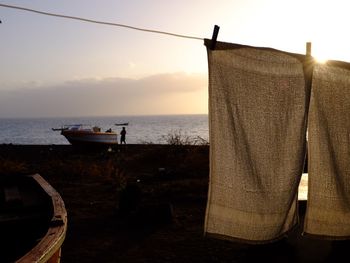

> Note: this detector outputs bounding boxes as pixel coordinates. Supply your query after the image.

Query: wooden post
[306,42,312,57]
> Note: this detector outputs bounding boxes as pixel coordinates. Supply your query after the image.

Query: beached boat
[0,173,67,263]
[54,124,118,146]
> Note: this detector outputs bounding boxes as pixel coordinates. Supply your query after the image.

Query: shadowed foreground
[0,144,349,262]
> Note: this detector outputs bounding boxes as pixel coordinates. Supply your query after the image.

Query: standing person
[120,127,127,144]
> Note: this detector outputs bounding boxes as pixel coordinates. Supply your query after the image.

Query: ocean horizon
[0,114,209,145]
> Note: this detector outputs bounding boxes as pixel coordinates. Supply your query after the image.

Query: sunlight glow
[313,53,328,64]
[311,42,332,64]
[305,1,350,63]
[311,40,350,64]
[314,57,328,64]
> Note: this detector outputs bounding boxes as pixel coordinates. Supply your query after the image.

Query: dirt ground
[1,144,349,262]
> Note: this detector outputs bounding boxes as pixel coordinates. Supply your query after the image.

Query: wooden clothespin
[210,25,220,50]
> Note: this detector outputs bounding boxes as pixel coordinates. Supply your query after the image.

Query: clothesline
[0,3,204,41]
[0,4,316,55]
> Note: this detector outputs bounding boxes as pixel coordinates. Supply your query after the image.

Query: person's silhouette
[120,127,127,144]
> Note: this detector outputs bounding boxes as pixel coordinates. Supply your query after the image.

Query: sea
[0,114,209,145]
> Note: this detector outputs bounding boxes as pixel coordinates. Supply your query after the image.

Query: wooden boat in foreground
[53,124,118,146]
[0,173,67,263]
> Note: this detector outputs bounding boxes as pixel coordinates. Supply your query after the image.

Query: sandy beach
[0,144,348,262]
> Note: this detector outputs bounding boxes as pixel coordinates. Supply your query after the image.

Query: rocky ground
[0,144,348,262]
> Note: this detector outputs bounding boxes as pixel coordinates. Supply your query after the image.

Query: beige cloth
[304,63,350,238]
[204,41,309,242]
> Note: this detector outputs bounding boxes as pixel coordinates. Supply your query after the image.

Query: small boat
[53,124,118,146]
[115,122,129,126]
[0,173,67,263]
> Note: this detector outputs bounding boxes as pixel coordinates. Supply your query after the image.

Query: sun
[309,39,350,64]
[311,43,331,64]
[314,56,328,64]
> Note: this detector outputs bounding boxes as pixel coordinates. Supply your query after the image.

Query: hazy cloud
[0,72,207,118]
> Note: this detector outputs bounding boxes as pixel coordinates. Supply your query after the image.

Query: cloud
[0,72,207,118]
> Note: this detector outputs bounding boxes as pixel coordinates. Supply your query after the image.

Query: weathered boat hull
[0,174,67,263]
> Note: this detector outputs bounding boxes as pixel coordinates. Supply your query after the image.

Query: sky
[1,0,350,118]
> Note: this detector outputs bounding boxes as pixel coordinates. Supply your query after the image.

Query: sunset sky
[1,0,350,118]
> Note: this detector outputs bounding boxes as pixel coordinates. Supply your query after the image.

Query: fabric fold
[204,42,309,242]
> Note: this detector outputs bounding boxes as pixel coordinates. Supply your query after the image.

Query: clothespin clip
[210,25,220,50]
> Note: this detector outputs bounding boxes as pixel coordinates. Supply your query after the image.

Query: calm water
[0,114,209,145]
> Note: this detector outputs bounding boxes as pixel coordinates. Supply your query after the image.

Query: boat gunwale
[16,174,67,263]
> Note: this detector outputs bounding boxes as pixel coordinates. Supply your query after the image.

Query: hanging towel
[204,41,310,243]
[304,62,350,238]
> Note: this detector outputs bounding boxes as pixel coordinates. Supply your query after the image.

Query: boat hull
[62,130,118,146]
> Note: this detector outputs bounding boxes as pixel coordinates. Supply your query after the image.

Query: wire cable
[0,3,203,41]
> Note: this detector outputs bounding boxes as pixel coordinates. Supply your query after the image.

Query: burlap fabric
[305,63,350,239]
[204,41,310,242]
